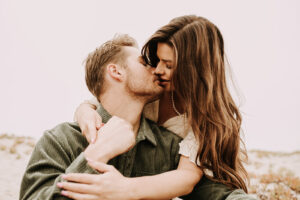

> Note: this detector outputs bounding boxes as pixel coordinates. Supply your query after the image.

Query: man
[20,34,255,200]
[20,34,182,199]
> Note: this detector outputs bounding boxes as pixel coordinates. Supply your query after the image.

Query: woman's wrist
[84,143,112,163]
[74,102,96,122]
[124,178,140,200]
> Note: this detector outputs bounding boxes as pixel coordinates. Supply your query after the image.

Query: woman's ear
[106,64,124,81]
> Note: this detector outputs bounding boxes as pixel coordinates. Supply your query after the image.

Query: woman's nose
[154,63,165,75]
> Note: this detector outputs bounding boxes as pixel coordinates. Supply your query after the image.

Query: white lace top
[143,100,200,165]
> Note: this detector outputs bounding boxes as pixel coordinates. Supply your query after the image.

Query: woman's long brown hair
[142,15,248,192]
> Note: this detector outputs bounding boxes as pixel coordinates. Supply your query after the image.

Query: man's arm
[20,117,136,200]
[19,123,98,200]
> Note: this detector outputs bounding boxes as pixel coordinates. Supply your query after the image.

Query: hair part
[85,34,138,100]
[142,15,249,192]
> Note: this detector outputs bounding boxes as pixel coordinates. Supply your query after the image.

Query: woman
[62,15,248,199]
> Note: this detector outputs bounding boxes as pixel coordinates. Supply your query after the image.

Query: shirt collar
[96,104,112,123]
[136,117,157,146]
[96,104,157,146]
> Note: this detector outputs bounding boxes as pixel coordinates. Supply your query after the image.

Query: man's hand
[84,116,136,163]
[75,102,102,143]
[58,161,135,200]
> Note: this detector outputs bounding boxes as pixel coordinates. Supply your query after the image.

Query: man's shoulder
[45,122,81,137]
[39,122,87,148]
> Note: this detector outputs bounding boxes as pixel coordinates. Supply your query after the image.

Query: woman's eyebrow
[157,53,173,63]
[161,59,173,63]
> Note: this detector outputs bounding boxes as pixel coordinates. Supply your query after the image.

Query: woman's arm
[74,99,102,143]
[129,156,203,199]
[60,155,203,200]
[74,99,159,143]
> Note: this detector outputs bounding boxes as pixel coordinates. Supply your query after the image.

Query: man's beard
[125,76,162,102]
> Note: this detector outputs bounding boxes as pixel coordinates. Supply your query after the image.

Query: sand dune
[0,133,299,200]
[0,134,35,200]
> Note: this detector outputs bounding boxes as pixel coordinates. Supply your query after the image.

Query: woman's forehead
[157,43,174,62]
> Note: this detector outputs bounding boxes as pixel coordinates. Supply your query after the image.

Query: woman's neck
[157,91,184,125]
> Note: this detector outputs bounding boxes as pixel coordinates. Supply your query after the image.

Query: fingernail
[91,138,95,143]
[61,190,68,196]
[62,174,67,179]
[57,182,63,188]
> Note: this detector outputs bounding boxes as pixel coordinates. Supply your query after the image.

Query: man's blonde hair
[85,34,138,99]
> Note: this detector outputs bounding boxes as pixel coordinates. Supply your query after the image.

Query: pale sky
[1,0,299,152]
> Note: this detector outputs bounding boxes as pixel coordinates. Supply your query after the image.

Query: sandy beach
[0,134,35,199]
[0,133,299,200]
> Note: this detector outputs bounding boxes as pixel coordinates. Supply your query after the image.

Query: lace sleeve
[179,130,214,176]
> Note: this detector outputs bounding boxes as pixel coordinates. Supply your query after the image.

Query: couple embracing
[20,15,255,200]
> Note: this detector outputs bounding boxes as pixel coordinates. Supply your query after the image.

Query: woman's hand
[75,102,102,143]
[58,161,135,200]
[84,116,136,163]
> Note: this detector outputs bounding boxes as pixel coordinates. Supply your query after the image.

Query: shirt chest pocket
[131,145,174,176]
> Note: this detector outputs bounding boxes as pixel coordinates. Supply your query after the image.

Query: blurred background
[1,0,299,152]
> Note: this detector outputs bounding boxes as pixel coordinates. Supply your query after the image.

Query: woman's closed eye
[166,65,172,69]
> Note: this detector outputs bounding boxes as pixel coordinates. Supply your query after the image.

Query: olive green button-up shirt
[20,104,182,200]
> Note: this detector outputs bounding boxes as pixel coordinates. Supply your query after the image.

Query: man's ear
[106,64,125,81]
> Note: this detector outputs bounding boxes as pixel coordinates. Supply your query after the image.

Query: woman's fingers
[62,173,96,184]
[61,190,98,200]
[90,128,97,144]
[93,114,103,141]
[95,118,102,130]
[76,102,103,144]
[83,124,97,143]
[57,181,97,194]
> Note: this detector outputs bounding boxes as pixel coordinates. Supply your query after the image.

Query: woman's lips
[158,79,170,86]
